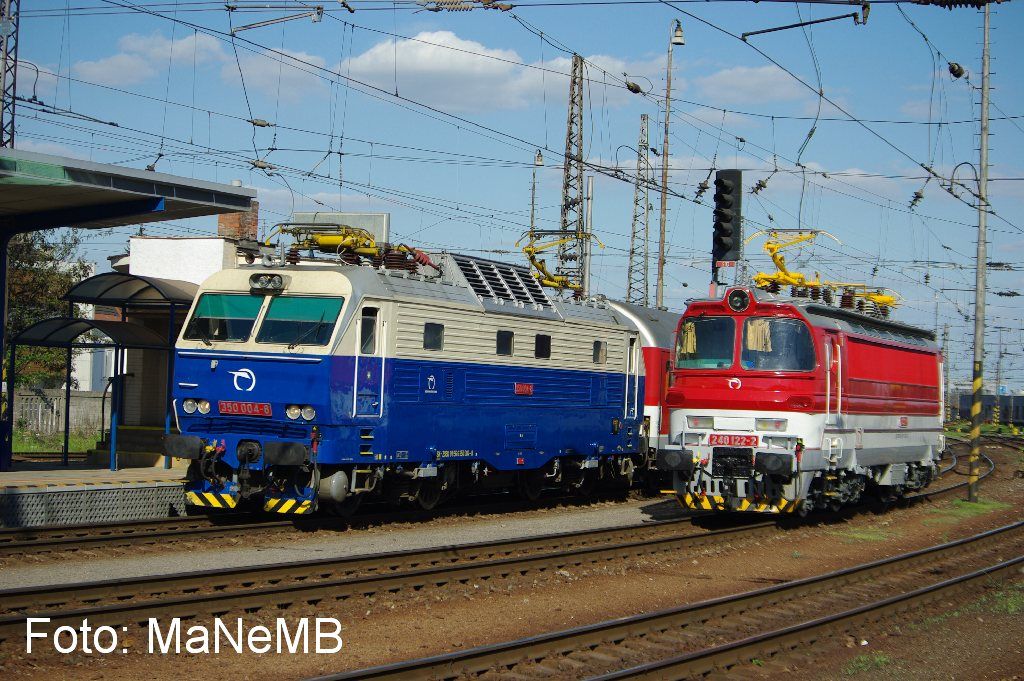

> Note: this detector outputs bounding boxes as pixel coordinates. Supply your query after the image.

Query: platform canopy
[0,148,256,233]
[13,317,170,349]
[66,272,197,308]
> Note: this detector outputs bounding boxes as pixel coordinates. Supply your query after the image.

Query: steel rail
[0,515,286,557]
[315,520,1024,681]
[0,489,644,559]
[596,554,1024,679]
[0,518,777,641]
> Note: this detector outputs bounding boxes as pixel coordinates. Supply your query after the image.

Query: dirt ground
[3,443,1022,680]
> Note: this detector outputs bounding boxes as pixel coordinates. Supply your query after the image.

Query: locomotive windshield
[183,294,263,343]
[256,296,344,347]
[675,317,734,369]
[741,317,815,371]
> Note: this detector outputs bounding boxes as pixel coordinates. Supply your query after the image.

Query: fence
[9,390,107,436]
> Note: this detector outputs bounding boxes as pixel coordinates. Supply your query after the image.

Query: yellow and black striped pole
[968,361,982,503]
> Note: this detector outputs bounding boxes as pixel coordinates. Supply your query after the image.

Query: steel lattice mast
[626,114,650,306]
[0,0,18,148]
[557,54,586,296]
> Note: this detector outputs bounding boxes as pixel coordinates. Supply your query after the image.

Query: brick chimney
[217,199,259,240]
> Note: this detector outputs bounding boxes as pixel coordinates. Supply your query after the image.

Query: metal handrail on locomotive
[660,287,943,515]
[163,224,681,515]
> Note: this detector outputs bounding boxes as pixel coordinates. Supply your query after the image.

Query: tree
[6,229,91,388]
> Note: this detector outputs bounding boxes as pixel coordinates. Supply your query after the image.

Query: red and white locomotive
[661,287,943,514]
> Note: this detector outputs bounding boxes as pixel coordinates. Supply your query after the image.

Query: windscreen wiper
[288,312,327,349]
[189,321,213,346]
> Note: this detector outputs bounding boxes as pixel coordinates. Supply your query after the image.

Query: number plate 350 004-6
[218,401,272,417]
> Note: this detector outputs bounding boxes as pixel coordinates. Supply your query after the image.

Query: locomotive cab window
[741,317,815,371]
[360,308,379,355]
[424,323,444,351]
[256,296,344,346]
[184,293,264,343]
[534,334,551,359]
[675,317,735,369]
[593,341,607,364]
[496,330,514,356]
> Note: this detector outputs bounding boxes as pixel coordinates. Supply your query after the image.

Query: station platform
[0,463,187,528]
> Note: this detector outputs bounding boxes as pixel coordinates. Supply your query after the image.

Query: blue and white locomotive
[164,242,662,515]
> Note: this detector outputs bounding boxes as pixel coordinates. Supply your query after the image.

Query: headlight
[197,399,211,415]
[182,398,198,414]
[687,416,714,429]
[301,405,316,421]
[285,404,301,420]
[258,274,271,288]
[684,432,701,445]
[270,274,284,288]
[756,418,788,432]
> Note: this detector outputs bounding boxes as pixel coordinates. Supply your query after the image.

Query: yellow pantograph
[747,229,900,313]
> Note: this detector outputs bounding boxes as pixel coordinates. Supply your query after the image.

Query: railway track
[0,450,997,645]
[0,445,982,560]
[0,443,993,564]
[314,520,1024,681]
[0,514,282,558]
[0,516,777,643]
[0,489,639,560]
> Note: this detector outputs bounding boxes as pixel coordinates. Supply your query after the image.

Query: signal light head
[726,288,751,312]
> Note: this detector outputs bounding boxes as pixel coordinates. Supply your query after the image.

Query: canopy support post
[0,232,9,472]
[164,303,176,469]
[109,344,121,471]
[62,301,73,466]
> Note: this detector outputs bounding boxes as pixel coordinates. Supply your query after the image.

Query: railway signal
[712,170,742,281]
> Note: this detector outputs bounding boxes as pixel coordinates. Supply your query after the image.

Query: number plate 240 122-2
[707,434,758,447]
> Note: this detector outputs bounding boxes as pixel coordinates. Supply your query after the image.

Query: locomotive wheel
[570,469,597,497]
[324,494,363,518]
[517,470,544,502]
[416,479,443,511]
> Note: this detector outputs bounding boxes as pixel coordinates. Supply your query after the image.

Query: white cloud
[73,52,156,87]
[340,31,663,114]
[16,62,59,100]
[17,139,78,157]
[72,32,226,86]
[221,48,328,102]
[694,65,806,106]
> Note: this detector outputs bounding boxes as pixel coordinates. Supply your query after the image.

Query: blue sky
[14,0,1024,387]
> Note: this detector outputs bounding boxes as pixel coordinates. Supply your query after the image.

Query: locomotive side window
[424,323,445,351]
[184,294,264,343]
[534,334,551,359]
[741,317,815,371]
[256,296,344,346]
[496,330,514,356]
[593,340,607,364]
[675,317,734,369]
[360,308,378,355]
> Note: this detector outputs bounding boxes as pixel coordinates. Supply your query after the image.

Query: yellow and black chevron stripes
[263,497,314,514]
[673,492,801,514]
[185,491,238,509]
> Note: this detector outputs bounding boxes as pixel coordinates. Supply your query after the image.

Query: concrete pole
[583,175,593,298]
[655,23,681,310]
[968,3,991,503]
